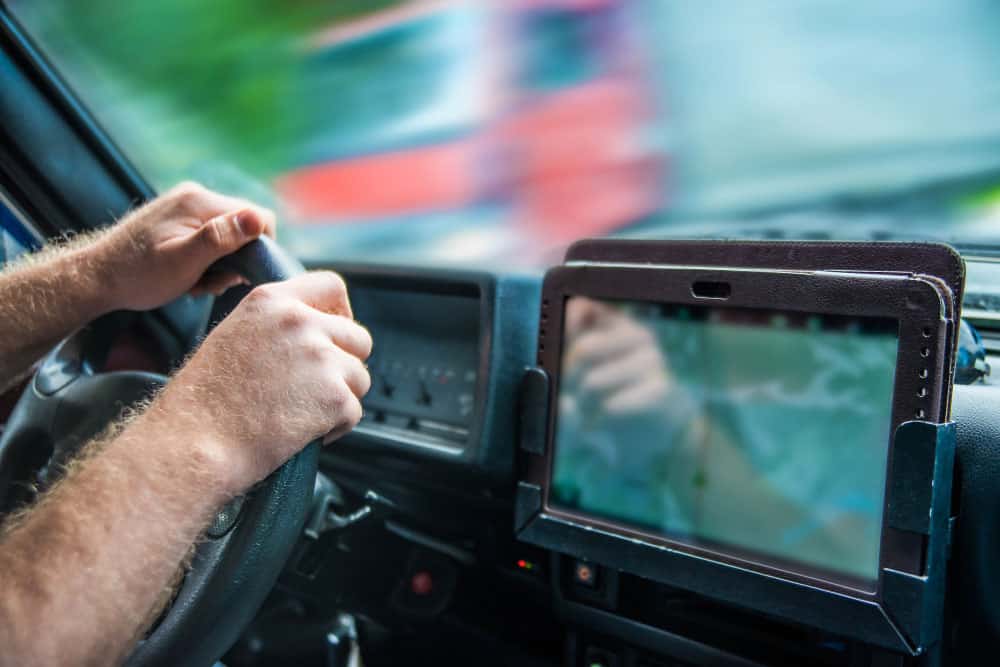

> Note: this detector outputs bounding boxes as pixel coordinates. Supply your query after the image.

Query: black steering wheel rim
[0,236,318,667]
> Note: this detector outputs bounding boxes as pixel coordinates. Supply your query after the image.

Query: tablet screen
[550,297,899,586]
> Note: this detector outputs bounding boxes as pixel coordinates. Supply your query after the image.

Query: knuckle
[321,379,352,413]
[357,365,372,397]
[200,219,226,249]
[336,319,372,358]
[318,270,347,295]
[277,304,310,331]
[342,395,363,429]
[344,354,368,388]
[303,340,328,363]
[247,283,278,306]
[172,180,204,203]
[351,353,368,379]
[356,325,374,360]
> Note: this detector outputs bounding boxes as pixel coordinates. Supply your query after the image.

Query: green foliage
[17,0,408,179]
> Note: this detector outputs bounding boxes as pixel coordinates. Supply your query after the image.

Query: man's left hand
[94,181,277,311]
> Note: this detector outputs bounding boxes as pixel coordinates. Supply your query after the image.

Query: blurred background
[9,0,1000,268]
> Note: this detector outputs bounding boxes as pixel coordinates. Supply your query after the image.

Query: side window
[0,197,39,267]
[1,229,26,266]
[0,196,40,425]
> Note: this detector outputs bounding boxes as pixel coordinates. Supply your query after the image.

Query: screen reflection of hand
[563,298,672,417]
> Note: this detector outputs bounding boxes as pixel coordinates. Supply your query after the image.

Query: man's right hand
[0,211,372,667]
[145,271,373,498]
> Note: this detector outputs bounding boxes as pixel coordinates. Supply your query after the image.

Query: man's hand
[0,182,277,394]
[0,197,372,665]
[563,298,672,415]
[143,271,373,496]
[96,181,277,311]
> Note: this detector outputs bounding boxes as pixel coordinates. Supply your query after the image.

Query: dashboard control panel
[353,285,480,453]
[325,265,541,484]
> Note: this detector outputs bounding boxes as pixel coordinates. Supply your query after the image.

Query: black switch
[380,375,395,398]
[416,380,432,406]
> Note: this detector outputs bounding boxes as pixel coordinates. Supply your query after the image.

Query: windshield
[10,0,1000,267]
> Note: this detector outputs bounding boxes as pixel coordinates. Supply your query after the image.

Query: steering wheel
[0,236,318,667]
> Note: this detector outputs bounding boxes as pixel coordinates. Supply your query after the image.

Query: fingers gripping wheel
[0,237,318,667]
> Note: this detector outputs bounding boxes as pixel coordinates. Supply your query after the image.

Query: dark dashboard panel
[319,264,541,487]
[353,284,481,453]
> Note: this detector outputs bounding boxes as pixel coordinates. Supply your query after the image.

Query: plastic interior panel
[881,421,955,650]
[518,368,549,457]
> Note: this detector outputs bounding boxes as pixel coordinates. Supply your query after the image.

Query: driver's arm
[0,181,276,395]
[0,184,373,667]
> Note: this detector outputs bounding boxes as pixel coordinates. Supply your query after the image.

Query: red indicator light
[410,571,434,596]
[517,559,536,571]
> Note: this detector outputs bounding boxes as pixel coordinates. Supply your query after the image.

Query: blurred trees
[11,0,408,179]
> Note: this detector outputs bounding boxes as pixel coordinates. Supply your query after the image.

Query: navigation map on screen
[550,297,899,585]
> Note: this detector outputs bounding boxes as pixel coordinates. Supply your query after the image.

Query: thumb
[189,209,266,262]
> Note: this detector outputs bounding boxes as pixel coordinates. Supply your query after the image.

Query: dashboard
[267,255,1000,667]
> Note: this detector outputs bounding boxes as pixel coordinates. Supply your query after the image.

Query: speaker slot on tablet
[691,281,731,299]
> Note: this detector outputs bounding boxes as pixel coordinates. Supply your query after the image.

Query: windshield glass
[10,0,1000,267]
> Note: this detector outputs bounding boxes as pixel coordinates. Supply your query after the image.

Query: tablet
[517,262,956,652]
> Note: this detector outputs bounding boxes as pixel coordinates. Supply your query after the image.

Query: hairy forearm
[0,232,115,394]
[0,404,232,667]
